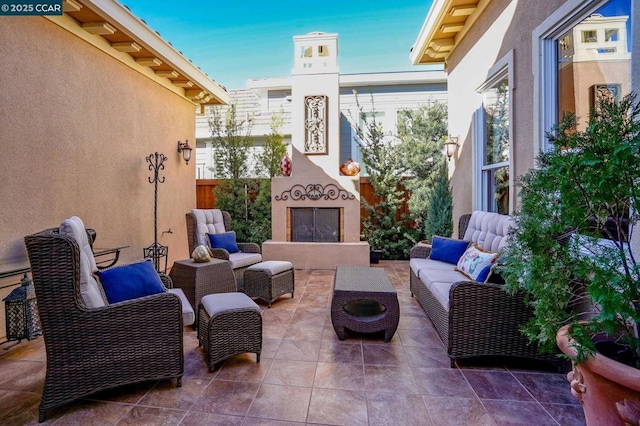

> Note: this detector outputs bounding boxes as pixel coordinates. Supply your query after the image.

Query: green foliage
[209,103,253,180]
[423,160,453,241]
[500,93,640,365]
[213,179,251,242]
[396,101,448,233]
[247,179,273,244]
[255,110,287,178]
[352,93,414,259]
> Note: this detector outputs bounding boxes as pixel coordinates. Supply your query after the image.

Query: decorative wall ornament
[304,95,328,154]
[339,158,360,176]
[567,367,586,402]
[279,154,292,176]
[275,183,355,201]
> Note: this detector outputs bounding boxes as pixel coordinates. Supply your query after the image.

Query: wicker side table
[244,261,294,308]
[168,258,236,316]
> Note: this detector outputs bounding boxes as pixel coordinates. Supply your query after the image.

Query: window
[478,76,510,214]
[605,28,619,41]
[534,0,632,152]
[318,45,329,57]
[582,30,598,42]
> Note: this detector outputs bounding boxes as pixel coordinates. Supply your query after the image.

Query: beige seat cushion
[201,292,260,318]
[229,252,263,269]
[462,210,514,252]
[168,288,195,326]
[247,261,293,276]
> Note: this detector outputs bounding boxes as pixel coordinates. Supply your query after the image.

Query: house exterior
[194,32,448,179]
[0,0,227,339]
[411,0,638,231]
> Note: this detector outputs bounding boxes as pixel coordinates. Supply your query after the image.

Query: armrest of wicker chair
[159,272,173,289]
[209,247,231,260]
[238,242,261,253]
[410,243,432,259]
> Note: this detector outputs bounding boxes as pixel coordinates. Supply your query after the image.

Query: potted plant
[500,93,640,425]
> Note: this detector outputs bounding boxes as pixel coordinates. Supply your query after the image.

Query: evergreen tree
[423,160,453,241]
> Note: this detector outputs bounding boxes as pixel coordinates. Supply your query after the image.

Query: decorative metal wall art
[304,95,328,154]
[275,183,355,201]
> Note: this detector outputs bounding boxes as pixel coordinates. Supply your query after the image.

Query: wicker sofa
[410,211,557,368]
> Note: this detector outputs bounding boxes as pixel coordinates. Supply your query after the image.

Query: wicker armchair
[25,228,184,422]
[410,213,559,368]
[186,209,262,289]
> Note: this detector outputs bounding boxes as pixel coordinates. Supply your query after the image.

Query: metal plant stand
[143,152,169,273]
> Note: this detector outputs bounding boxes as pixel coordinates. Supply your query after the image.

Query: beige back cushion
[462,211,514,253]
[59,216,106,308]
[191,209,226,247]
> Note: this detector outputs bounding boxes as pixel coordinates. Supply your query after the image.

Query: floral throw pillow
[455,245,498,281]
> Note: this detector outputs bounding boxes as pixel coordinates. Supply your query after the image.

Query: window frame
[474,50,514,214]
[532,0,613,154]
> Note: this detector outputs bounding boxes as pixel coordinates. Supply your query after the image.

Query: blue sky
[122,0,436,89]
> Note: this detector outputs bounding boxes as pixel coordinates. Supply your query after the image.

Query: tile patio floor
[0,261,586,425]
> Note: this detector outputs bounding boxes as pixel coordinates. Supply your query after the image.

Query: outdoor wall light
[177,140,193,165]
[444,136,459,161]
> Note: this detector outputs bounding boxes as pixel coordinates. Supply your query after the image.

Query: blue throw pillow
[208,231,240,254]
[429,236,470,265]
[96,260,165,304]
[476,263,493,282]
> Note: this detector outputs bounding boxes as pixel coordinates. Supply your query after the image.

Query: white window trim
[474,50,515,213]
[532,0,611,154]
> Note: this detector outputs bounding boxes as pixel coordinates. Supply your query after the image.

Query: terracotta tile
[184,347,214,378]
[412,367,476,397]
[306,388,368,425]
[481,399,557,425]
[181,411,244,425]
[314,362,365,391]
[364,365,418,393]
[283,323,324,341]
[290,307,328,326]
[398,313,432,330]
[318,340,363,364]
[423,396,493,426]
[87,380,157,404]
[138,377,211,410]
[216,357,272,383]
[263,359,316,387]
[512,371,577,405]
[0,359,45,393]
[190,380,260,416]
[542,403,586,426]
[367,392,432,426]
[55,400,133,425]
[242,418,304,426]
[397,328,444,348]
[274,339,320,362]
[462,370,534,401]
[262,324,288,340]
[247,383,311,422]
[362,343,408,366]
[116,405,186,425]
[0,389,63,425]
[404,345,451,368]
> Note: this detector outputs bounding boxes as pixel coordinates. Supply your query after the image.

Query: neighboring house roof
[49,0,229,105]
[410,0,488,65]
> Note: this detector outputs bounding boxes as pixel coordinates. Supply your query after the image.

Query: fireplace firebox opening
[288,207,343,242]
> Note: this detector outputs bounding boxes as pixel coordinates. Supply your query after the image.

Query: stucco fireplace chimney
[262,32,370,269]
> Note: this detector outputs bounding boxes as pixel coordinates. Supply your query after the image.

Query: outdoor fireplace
[290,207,341,242]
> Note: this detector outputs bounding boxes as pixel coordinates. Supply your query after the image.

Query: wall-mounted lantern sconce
[177,140,192,165]
[444,136,459,162]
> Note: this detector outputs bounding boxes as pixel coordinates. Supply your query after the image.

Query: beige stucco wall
[0,17,198,338]
[444,0,568,231]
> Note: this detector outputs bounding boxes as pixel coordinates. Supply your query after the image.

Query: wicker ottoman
[197,292,262,371]
[244,261,294,308]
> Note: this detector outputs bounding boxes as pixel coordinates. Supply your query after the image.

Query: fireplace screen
[291,208,340,242]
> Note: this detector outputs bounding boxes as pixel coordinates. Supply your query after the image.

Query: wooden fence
[196,178,411,229]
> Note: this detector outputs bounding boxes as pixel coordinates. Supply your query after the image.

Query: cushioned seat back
[462,211,514,253]
[59,216,106,308]
[191,209,226,247]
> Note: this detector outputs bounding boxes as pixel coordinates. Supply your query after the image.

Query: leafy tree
[209,103,253,180]
[255,110,287,178]
[423,159,453,241]
[352,93,413,259]
[396,101,448,233]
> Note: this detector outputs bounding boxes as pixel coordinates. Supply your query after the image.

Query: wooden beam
[450,4,477,17]
[173,80,194,88]
[111,41,141,53]
[156,70,179,78]
[429,38,455,52]
[82,22,116,36]
[62,0,82,12]
[135,57,162,67]
[440,23,465,33]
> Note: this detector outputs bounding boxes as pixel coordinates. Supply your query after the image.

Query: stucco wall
[444,0,568,228]
[0,16,197,335]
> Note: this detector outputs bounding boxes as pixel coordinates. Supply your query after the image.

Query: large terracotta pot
[557,324,640,425]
